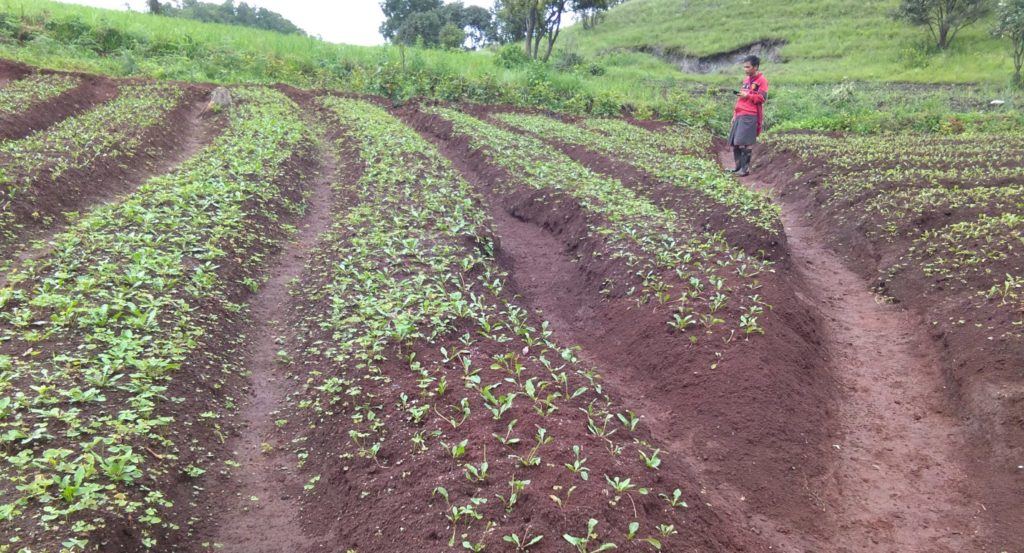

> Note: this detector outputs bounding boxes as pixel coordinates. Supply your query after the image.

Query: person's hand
[738,90,749,98]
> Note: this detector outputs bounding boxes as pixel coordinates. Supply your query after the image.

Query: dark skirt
[727,115,758,146]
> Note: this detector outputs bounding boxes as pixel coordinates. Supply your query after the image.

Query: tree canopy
[894,0,989,49]
[147,0,305,35]
[380,0,621,52]
[994,0,1024,85]
[381,0,493,48]
[506,0,621,61]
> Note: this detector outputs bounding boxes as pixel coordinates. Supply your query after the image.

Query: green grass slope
[0,0,1021,132]
[566,0,1018,85]
[0,0,699,120]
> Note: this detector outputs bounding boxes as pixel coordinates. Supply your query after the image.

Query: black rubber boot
[737,149,752,177]
[728,146,743,172]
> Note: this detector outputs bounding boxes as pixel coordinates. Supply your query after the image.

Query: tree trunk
[542,9,563,62]
[1015,42,1023,87]
[532,18,544,60]
[524,4,536,58]
[938,23,950,49]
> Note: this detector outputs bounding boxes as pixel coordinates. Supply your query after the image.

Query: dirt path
[721,148,991,552]
[197,146,337,553]
[0,95,221,288]
[484,192,817,551]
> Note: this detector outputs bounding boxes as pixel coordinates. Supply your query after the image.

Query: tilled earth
[0,59,1020,552]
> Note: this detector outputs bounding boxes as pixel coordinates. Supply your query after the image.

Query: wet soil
[399,104,842,550]
[755,139,1024,551]
[468,106,786,260]
[0,59,120,141]
[186,142,338,553]
[723,147,997,552]
[0,85,223,288]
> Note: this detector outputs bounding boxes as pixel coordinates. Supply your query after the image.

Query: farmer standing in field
[727,55,768,177]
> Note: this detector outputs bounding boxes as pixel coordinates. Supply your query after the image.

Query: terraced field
[763,132,1023,382]
[0,59,1021,553]
[760,132,1024,551]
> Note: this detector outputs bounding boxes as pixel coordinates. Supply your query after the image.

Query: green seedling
[659,488,688,508]
[464,449,489,483]
[564,445,590,480]
[616,410,640,432]
[492,419,521,447]
[503,531,543,551]
[639,448,661,471]
[495,476,530,513]
[563,518,617,553]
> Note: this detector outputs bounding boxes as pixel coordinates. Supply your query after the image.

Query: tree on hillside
[381,0,493,48]
[489,0,529,44]
[894,0,990,49]
[147,0,305,34]
[579,0,624,29]
[380,0,443,42]
[499,0,615,62]
[462,5,493,47]
[395,9,443,45]
[994,0,1024,85]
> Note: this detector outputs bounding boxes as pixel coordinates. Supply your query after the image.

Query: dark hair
[743,55,761,67]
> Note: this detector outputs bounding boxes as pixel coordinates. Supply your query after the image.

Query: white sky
[58,0,494,45]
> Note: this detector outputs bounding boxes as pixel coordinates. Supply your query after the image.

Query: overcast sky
[59,0,494,45]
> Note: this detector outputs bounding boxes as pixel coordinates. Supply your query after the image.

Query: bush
[897,37,937,69]
[555,51,585,71]
[439,22,465,50]
[494,43,529,68]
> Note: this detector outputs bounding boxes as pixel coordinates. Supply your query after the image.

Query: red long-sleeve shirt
[733,72,768,134]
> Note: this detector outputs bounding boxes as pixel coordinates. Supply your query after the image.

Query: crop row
[770,134,1024,245]
[434,107,772,341]
[771,133,1024,170]
[896,213,1024,328]
[292,96,693,550]
[770,133,1024,207]
[0,74,80,116]
[768,132,1023,334]
[0,83,184,247]
[497,113,780,233]
[863,185,1024,240]
[583,118,708,155]
[0,87,310,551]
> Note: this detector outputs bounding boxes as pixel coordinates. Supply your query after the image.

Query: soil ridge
[400,104,837,550]
[0,89,223,287]
[753,140,1024,550]
[724,146,994,552]
[190,138,338,553]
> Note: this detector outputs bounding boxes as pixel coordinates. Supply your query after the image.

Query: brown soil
[754,139,1024,551]
[725,146,1004,552]
[472,107,786,260]
[0,132,319,553]
[0,59,120,141]
[280,128,755,553]
[184,138,338,553]
[399,104,840,550]
[0,80,222,282]
[4,68,1019,551]
[0,58,31,85]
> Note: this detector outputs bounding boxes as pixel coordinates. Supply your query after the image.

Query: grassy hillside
[0,0,1021,133]
[565,0,1018,85]
[0,0,691,115]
